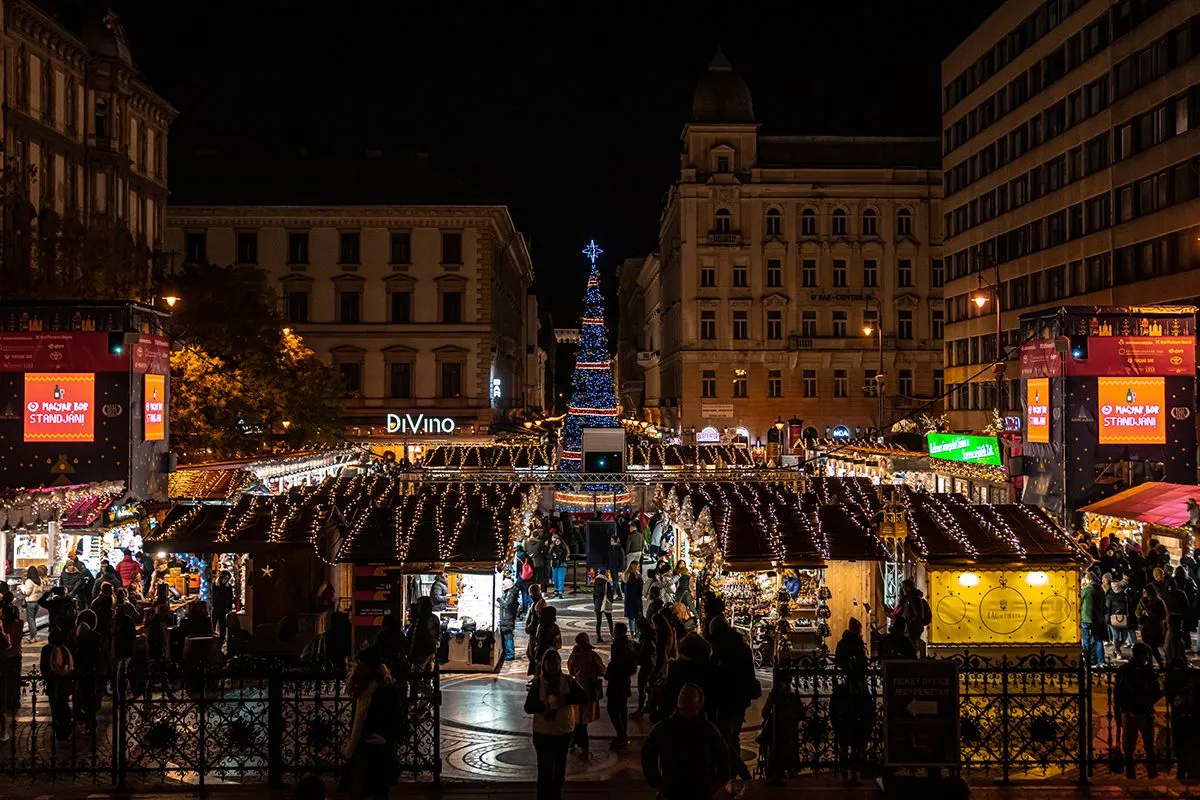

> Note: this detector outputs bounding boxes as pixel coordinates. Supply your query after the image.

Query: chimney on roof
[366,149,383,159]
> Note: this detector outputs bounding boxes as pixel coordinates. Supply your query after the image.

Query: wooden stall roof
[421,444,553,470]
[901,489,1084,564]
[1078,482,1197,529]
[629,443,754,468]
[168,469,258,502]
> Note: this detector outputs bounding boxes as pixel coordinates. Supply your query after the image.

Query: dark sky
[116,0,1002,327]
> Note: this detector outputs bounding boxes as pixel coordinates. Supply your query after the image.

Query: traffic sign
[883,659,960,767]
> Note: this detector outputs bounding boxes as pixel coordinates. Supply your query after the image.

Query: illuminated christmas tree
[561,240,621,470]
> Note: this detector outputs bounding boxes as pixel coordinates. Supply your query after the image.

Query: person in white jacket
[21,566,45,641]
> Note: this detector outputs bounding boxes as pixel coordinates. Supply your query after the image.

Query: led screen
[1097,377,1165,445]
[926,432,1002,466]
[24,372,95,443]
[1026,378,1050,443]
[144,373,165,441]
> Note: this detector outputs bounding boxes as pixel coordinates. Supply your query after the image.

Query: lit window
[733,369,748,398]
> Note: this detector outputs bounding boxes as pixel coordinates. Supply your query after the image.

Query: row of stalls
[1079,481,1197,559]
[811,440,1015,504]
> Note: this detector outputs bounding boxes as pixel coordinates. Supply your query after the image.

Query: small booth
[0,482,126,579]
[1079,481,1196,558]
[898,489,1087,655]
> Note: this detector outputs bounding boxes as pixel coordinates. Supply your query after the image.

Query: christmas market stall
[420,443,553,471]
[168,448,361,501]
[334,479,540,671]
[1078,481,1196,558]
[657,476,889,664]
[812,442,926,485]
[898,489,1087,655]
[1,481,128,579]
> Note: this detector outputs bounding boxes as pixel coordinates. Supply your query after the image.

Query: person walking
[623,562,644,629]
[593,571,614,643]
[605,622,636,747]
[549,534,569,599]
[1114,642,1162,779]
[624,520,645,571]
[527,649,583,800]
[21,566,44,641]
[1081,572,1107,665]
[515,544,533,615]
[633,616,657,718]
[525,583,547,675]
[642,683,731,800]
[498,575,520,662]
[606,535,626,601]
[566,632,606,757]
[1137,584,1168,668]
[339,647,402,800]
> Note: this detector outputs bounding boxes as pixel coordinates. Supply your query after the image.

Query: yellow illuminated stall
[927,568,1079,647]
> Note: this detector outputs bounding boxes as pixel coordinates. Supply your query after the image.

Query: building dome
[689,49,755,124]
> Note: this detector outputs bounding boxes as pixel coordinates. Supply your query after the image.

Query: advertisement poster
[926,432,1002,466]
[24,372,95,442]
[1097,377,1166,445]
[144,373,165,441]
[927,569,1079,646]
[1026,378,1050,443]
[0,332,169,373]
[1073,337,1194,377]
[1019,339,1060,379]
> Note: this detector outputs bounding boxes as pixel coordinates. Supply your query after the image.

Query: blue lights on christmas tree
[561,240,621,473]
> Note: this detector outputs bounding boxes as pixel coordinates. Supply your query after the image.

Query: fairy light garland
[947,494,1025,557]
[1014,503,1080,554]
[921,494,980,557]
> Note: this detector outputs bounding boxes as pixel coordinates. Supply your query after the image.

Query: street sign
[884,659,960,767]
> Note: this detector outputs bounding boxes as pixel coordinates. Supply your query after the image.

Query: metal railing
[0,661,440,788]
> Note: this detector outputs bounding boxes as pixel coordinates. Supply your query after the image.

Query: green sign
[926,432,1002,466]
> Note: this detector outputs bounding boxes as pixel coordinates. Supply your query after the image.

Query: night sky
[117,0,1002,327]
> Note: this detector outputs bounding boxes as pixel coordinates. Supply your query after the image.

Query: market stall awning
[421,444,552,470]
[629,443,754,468]
[0,481,126,531]
[168,468,258,502]
[1078,482,1197,529]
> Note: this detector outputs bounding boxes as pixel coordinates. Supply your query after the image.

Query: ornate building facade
[625,54,944,452]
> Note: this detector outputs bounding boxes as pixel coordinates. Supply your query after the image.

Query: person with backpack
[515,544,534,616]
[898,579,931,657]
[39,627,75,741]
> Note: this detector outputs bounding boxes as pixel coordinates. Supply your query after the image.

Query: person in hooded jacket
[498,576,520,661]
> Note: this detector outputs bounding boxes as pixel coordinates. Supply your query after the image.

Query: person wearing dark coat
[606,536,626,600]
[642,683,730,800]
[832,619,873,784]
[210,570,235,643]
[497,576,520,661]
[72,611,103,734]
[1137,584,1169,667]
[1106,579,1134,658]
[605,623,637,747]
[429,574,450,612]
[593,572,614,642]
[655,632,724,724]
[1115,642,1162,779]
[879,616,917,660]
[708,617,759,781]
[623,563,644,628]
[38,586,73,632]
[633,616,657,716]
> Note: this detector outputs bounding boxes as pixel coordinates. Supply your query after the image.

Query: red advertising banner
[1026,378,1050,443]
[1019,340,1060,378]
[144,373,165,442]
[1097,377,1166,445]
[24,373,95,443]
[1067,337,1194,377]
[0,332,169,373]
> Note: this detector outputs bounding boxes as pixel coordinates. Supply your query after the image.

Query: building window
[339,231,361,264]
[801,311,817,337]
[833,259,847,288]
[440,362,463,398]
[442,231,463,264]
[896,208,913,236]
[732,310,749,339]
[701,266,717,287]
[766,310,783,340]
[236,231,258,265]
[831,208,847,236]
[898,259,913,287]
[801,259,817,288]
[714,209,732,233]
[900,369,914,397]
[931,258,945,288]
[862,208,878,236]
[389,362,412,399]
[441,291,463,323]
[716,155,730,172]
[184,231,207,265]
[286,290,309,324]
[863,308,878,334]
[766,259,782,288]
[933,369,945,399]
[898,310,914,339]
[288,232,310,265]
[338,362,362,396]
[864,369,878,396]
[802,370,818,398]
[768,370,783,398]
[733,369,748,398]
[65,80,77,133]
[338,289,362,323]
[42,64,55,123]
[733,265,748,287]
[390,231,412,264]
[94,97,108,140]
[800,208,817,236]
[390,290,411,323]
[702,370,717,398]
[834,369,848,398]
[700,310,716,340]
[766,208,782,236]
[931,309,944,340]
[863,259,878,288]
[832,310,848,337]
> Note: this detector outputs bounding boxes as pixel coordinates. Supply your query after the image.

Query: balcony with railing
[704,230,744,246]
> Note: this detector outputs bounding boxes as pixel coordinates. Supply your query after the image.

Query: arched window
[15,46,28,108]
[800,208,817,236]
[897,207,913,236]
[765,208,782,237]
[861,208,878,236]
[831,208,848,236]
[714,208,732,233]
[42,63,55,124]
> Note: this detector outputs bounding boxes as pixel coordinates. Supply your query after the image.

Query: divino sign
[385,413,456,435]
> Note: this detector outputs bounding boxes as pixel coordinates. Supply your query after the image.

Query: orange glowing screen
[24,373,95,442]
[1097,377,1165,445]
[1026,378,1049,443]
[144,373,165,441]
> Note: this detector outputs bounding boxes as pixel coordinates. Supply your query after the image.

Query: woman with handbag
[527,649,584,800]
[566,632,606,757]
[1107,578,1133,659]
[593,571,614,643]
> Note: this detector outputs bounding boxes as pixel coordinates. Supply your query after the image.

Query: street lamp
[862,298,885,439]
[970,253,1005,419]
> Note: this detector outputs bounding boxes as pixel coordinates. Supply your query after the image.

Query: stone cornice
[168,206,516,231]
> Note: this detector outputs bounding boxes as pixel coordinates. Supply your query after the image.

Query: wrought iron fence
[764,650,1188,783]
[0,662,440,787]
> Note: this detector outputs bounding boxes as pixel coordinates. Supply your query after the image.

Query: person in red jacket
[115,550,142,587]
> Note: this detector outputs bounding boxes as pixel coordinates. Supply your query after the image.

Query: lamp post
[862,298,885,438]
[970,255,1005,421]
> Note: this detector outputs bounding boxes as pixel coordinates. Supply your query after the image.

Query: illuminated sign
[696,425,721,444]
[831,425,852,441]
[1097,377,1165,444]
[385,413,456,435]
[1026,378,1050,443]
[927,569,1080,646]
[144,373,165,442]
[926,432,1002,466]
[24,373,95,442]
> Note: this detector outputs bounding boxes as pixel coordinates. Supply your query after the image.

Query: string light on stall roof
[1014,504,1079,552]
[896,490,929,558]
[955,496,1025,557]
[921,494,979,557]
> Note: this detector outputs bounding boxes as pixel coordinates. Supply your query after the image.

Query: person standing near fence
[1106,578,1134,660]
[1136,584,1168,668]
[1114,642,1162,779]
[339,646,401,800]
[832,618,873,785]
[1080,572,1107,666]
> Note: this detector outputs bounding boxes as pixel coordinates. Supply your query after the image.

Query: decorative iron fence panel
[0,665,440,787]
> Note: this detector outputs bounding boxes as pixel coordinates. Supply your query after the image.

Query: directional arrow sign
[884,659,960,768]
[907,698,939,716]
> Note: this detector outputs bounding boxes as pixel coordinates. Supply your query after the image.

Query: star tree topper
[582,239,603,264]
